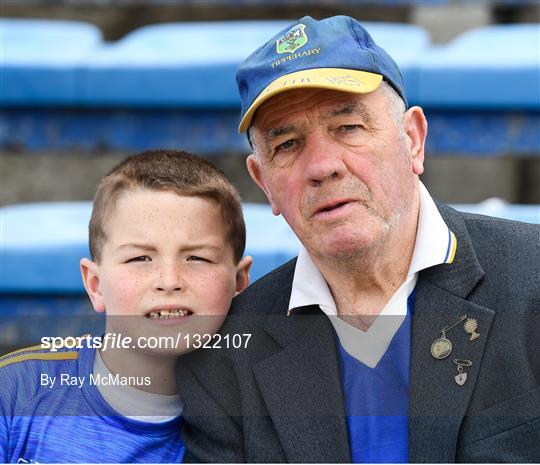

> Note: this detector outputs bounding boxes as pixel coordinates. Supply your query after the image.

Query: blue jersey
[338,290,416,463]
[0,343,185,463]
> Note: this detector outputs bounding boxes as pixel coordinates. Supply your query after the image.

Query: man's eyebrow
[324,100,373,124]
[261,124,300,155]
[264,125,295,143]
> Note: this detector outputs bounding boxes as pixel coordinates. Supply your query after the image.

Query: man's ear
[403,106,428,176]
[234,256,253,295]
[246,154,281,216]
[80,258,106,313]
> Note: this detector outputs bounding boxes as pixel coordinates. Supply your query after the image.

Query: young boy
[0,150,252,463]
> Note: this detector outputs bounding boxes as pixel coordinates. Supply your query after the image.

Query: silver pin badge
[431,314,468,359]
[464,318,480,341]
[454,359,472,385]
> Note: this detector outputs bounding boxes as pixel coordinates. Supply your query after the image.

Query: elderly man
[177,16,539,463]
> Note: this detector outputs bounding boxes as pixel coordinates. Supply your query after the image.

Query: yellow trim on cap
[239,68,383,133]
[0,351,79,369]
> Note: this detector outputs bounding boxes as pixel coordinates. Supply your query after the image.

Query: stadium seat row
[2,18,539,109]
[1,201,539,294]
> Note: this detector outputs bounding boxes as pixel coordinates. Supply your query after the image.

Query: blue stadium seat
[359,22,430,103]
[0,19,430,107]
[0,19,102,57]
[1,19,537,156]
[81,21,291,107]
[80,21,429,106]
[416,24,540,156]
[0,202,300,293]
[416,24,540,109]
[0,20,431,154]
[1,200,538,294]
[1,19,103,105]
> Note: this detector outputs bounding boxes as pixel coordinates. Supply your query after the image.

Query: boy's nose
[154,264,183,292]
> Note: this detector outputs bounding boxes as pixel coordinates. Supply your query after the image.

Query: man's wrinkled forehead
[251,88,375,141]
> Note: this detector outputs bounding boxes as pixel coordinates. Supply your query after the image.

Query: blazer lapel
[253,309,351,463]
[409,204,496,462]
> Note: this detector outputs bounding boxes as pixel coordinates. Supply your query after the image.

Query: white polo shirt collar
[288,182,457,368]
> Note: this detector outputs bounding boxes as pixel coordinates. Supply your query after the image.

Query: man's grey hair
[247,80,406,154]
[378,80,406,127]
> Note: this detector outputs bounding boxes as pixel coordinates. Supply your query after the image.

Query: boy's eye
[126,255,151,263]
[187,256,210,263]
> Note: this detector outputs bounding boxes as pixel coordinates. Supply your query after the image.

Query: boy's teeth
[147,309,190,319]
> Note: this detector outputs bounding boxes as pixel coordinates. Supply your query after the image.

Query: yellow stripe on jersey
[0,351,79,369]
[39,334,91,352]
[0,343,46,360]
[0,334,92,361]
[447,232,458,264]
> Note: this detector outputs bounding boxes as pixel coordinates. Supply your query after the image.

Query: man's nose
[303,132,347,186]
[154,262,183,292]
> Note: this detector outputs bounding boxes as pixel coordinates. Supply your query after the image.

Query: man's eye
[340,124,363,132]
[275,139,296,152]
[127,256,151,263]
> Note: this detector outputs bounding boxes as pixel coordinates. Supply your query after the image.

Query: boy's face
[81,189,251,356]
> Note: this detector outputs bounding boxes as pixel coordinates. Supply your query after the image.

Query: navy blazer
[177,203,540,462]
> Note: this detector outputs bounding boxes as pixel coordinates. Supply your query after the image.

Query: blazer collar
[423,202,485,298]
[409,202,496,462]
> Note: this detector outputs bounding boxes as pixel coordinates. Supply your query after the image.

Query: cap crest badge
[276,24,307,54]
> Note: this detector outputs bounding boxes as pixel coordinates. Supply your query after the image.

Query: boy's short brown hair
[89,150,245,264]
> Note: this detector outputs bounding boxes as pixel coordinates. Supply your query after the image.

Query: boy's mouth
[145,309,193,320]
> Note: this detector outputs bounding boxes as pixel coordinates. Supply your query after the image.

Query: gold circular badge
[431,337,452,359]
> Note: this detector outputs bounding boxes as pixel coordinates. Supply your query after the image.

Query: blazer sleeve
[177,353,245,463]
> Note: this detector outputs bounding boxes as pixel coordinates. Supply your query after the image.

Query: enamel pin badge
[454,359,472,385]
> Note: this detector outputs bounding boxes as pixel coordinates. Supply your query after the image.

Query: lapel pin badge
[454,359,472,385]
[431,314,468,359]
[464,318,480,341]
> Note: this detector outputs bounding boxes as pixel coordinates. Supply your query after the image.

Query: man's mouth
[145,309,193,320]
[318,201,350,213]
[315,199,355,216]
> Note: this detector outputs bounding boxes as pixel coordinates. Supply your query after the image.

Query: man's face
[247,87,426,262]
[81,190,251,356]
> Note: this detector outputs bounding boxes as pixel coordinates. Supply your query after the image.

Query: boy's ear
[234,256,253,296]
[80,258,106,313]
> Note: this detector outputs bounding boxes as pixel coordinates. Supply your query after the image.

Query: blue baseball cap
[236,15,407,133]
